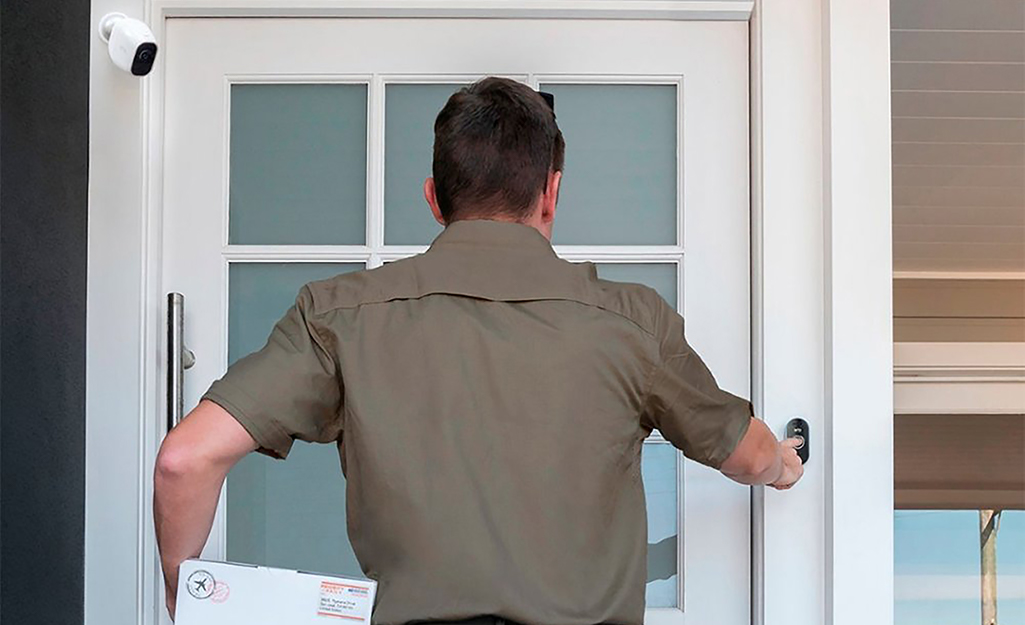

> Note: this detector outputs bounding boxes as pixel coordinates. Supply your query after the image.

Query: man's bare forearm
[153,444,229,592]
[153,400,259,613]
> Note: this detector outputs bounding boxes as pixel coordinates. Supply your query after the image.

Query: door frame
[85,2,893,625]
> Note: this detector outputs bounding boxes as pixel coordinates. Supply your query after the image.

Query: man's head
[423,77,565,238]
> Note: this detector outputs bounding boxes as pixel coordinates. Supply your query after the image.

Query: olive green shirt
[203,219,752,625]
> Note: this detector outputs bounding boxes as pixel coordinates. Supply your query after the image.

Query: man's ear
[424,177,447,226]
[540,170,562,225]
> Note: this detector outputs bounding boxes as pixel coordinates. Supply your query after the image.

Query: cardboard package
[176,559,377,624]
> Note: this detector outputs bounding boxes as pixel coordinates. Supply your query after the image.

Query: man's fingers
[781,437,804,450]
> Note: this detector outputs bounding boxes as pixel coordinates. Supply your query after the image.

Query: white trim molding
[149,0,754,21]
[895,342,1025,414]
[751,1,827,625]
[754,1,894,625]
[821,2,894,625]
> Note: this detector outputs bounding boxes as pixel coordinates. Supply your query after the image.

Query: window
[895,414,1025,624]
[223,77,688,606]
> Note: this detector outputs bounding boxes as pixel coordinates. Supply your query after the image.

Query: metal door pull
[167,292,196,431]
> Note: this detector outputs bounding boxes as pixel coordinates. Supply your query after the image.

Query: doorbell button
[785,418,810,465]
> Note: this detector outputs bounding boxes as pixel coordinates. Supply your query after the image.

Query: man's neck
[448,213,551,241]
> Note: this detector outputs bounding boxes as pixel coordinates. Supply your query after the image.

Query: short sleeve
[642,297,752,469]
[201,284,343,459]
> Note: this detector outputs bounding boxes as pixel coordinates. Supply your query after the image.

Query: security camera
[98,13,158,76]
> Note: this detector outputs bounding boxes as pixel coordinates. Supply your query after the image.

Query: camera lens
[131,43,158,76]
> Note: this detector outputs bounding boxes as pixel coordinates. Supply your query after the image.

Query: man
[155,77,803,624]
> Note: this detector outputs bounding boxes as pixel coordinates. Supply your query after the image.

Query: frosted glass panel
[596,263,678,309]
[229,84,368,245]
[385,84,464,245]
[643,443,679,608]
[226,262,364,576]
[542,84,677,245]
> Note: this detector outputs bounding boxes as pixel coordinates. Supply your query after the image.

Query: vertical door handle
[167,292,196,431]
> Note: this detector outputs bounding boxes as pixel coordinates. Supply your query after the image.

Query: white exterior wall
[87,1,151,623]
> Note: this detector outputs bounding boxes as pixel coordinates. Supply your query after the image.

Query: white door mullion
[677,256,686,322]
[554,246,684,262]
[378,246,430,262]
[367,73,386,267]
[223,245,374,262]
[676,76,685,251]
[378,248,685,263]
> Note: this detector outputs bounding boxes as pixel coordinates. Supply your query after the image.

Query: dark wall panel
[0,0,90,622]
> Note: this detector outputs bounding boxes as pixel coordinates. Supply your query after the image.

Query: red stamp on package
[210,580,231,604]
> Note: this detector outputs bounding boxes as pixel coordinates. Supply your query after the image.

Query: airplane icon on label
[187,570,215,600]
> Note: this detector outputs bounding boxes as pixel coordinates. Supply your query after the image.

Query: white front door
[160,17,750,625]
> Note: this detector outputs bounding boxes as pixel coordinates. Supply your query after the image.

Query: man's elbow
[155,433,196,485]
[155,401,257,492]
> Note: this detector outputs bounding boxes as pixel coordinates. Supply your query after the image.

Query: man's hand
[721,419,806,488]
[768,438,804,490]
[154,400,257,620]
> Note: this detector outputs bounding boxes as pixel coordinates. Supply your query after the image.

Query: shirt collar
[428,219,557,257]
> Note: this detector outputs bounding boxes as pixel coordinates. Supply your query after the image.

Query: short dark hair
[432,77,565,222]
